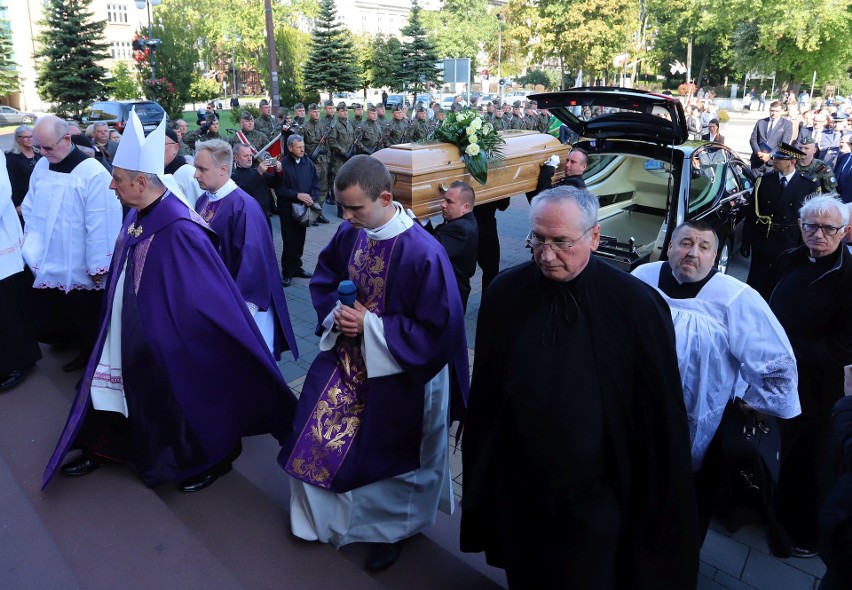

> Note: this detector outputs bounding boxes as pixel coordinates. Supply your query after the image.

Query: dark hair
[671,220,719,249]
[448,180,475,207]
[334,155,393,201]
[708,119,720,127]
[568,146,589,166]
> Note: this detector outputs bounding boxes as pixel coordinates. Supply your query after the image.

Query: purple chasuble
[285,232,397,488]
[195,188,298,361]
[43,192,297,488]
[279,221,469,493]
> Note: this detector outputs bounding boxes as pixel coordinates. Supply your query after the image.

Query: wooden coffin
[371,130,570,217]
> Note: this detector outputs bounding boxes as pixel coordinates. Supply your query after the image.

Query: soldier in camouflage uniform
[288,103,306,137]
[328,101,355,199]
[358,104,384,154]
[352,103,365,131]
[537,107,552,134]
[376,103,388,125]
[797,136,838,193]
[491,106,508,131]
[255,99,277,139]
[405,106,431,142]
[228,111,270,154]
[524,100,540,131]
[302,103,332,208]
[502,103,513,128]
[386,104,409,146]
[185,115,222,152]
[509,101,525,130]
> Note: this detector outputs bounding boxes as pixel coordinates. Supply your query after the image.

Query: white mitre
[112,108,166,174]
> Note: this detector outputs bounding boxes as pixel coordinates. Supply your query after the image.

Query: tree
[368,35,406,92]
[424,0,497,65]
[399,0,441,102]
[0,16,19,96]
[106,61,139,100]
[35,0,109,116]
[303,0,361,98]
[188,74,220,107]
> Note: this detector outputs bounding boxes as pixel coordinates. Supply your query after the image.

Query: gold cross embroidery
[127,223,143,238]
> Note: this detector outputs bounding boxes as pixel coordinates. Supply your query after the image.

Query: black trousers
[30,287,102,358]
[473,201,501,293]
[278,209,307,279]
[0,270,42,373]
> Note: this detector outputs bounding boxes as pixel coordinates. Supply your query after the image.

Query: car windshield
[89,103,121,120]
[128,103,165,119]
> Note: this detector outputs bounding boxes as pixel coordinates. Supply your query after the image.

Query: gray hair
[232,142,253,156]
[799,193,850,226]
[93,122,109,131]
[196,139,233,175]
[287,133,303,147]
[33,116,70,144]
[10,125,33,154]
[530,185,599,231]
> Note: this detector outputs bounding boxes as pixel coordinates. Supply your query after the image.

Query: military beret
[512,101,522,108]
[293,102,304,110]
[529,100,538,107]
[416,106,426,112]
[336,102,348,110]
[164,128,180,144]
[376,103,386,110]
[259,99,270,106]
[205,113,217,123]
[391,104,403,112]
[308,103,319,111]
[367,104,377,112]
[797,135,816,146]
[771,141,805,160]
[353,103,363,109]
[435,107,445,114]
[240,111,253,121]
[323,99,334,107]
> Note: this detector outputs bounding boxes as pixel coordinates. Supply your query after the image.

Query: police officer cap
[308,103,319,111]
[323,99,334,107]
[512,101,522,108]
[336,102,348,111]
[240,111,254,121]
[353,103,363,109]
[771,141,805,160]
[293,102,305,110]
[833,113,847,121]
[259,99,270,106]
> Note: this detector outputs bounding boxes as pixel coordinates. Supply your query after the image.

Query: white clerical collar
[207,178,238,202]
[365,202,412,240]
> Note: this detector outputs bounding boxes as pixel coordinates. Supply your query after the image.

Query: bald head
[33,115,73,164]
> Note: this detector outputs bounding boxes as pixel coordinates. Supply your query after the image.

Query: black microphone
[338,280,357,308]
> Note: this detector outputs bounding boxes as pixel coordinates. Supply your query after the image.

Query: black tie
[780,176,788,189]
[767,121,773,135]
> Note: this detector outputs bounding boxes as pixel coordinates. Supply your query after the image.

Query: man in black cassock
[461,185,699,589]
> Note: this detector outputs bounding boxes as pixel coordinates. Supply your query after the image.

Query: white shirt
[633,262,801,470]
[0,152,24,282]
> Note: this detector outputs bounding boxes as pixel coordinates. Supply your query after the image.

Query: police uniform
[743,142,820,297]
[328,102,354,189]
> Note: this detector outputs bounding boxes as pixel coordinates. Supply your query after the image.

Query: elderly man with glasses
[767,193,852,559]
[461,185,699,589]
[20,115,122,372]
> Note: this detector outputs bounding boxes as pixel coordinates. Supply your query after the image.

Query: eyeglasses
[526,227,592,251]
[34,135,68,153]
[801,223,846,236]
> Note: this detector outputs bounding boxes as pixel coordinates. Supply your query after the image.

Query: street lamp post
[497,14,502,100]
[135,0,161,79]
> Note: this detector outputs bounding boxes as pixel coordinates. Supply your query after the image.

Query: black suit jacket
[743,171,819,261]
[749,117,794,171]
[836,152,852,203]
[429,212,479,310]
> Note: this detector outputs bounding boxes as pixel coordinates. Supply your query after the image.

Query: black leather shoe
[0,368,28,391]
[62,354,88,372]
[61,455,106,477]
[293,268,313,279]
[179,462,232,493]
[791,546,818,559]
[365,541,403,572]
[317,215,330,224]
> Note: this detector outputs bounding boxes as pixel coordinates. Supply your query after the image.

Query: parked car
[530,87,753,273]
[83,100,167,133]
[385,94,404,108]
[330,92,360,108]
[440,95,467,110]
[0,105,38,125]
